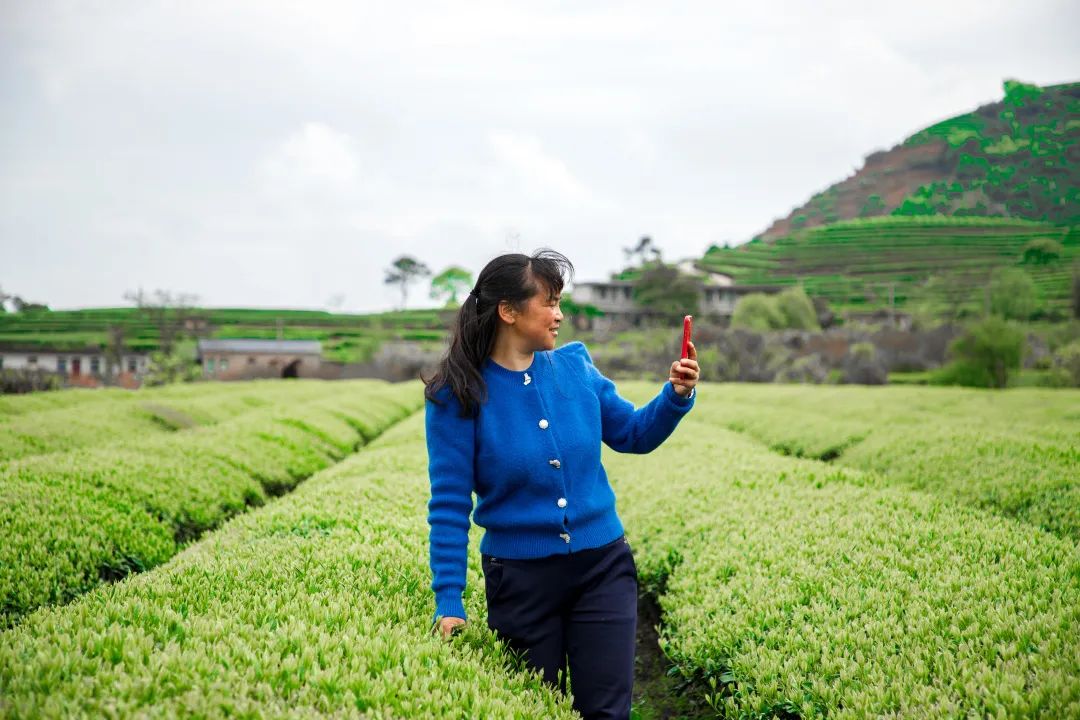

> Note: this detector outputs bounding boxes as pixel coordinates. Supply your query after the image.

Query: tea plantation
[1,380,1077,718]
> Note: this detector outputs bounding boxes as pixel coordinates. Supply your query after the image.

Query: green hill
[755,79,1080,241]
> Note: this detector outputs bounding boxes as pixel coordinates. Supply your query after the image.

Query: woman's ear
[497,300,516,325]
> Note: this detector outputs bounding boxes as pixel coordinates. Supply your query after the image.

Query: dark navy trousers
[481,534,638,720]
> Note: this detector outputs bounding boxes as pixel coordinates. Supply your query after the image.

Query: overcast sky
[2,1,1078,313]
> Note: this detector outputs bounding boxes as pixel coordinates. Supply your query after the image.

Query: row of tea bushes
[703,383,1079,458]
[0,376,349,416]
[839,424,1080,541]
[695,383,1080,541]
[0,409,579,719]
[0,386,140,415]
[0,380,421,628]
[611,383,1080,718]
[0,380,360,461]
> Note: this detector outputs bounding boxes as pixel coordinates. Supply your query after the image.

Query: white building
[569,262,780,332]
[0,346,151,382]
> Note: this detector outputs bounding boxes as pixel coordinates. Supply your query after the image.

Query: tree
[936,315,1025,389]
[122,288,202,355]
[384,255,432,310]
[705,240,735,255]
[988,267,1040,321]
[774,286,820,330]
[430,266,473,307]
[1020,237,1064,265]
[0,286,10,313]
[731,289,819,331]
[623,236,662,268]
[731,293,784,331]
[558,293,604,328]
[11,296,49,313]
[142,350,203,387]
[1052,340,1080,387]
[630,262,701,319]
[1003,78,1044,107]
[859,194,886,218]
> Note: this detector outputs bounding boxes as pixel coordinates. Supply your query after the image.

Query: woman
[422,248,699,720]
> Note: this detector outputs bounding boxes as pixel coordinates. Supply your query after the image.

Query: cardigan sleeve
[425,384,476,625]
[559,341,695,454]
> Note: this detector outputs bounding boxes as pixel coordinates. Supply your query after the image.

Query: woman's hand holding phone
[670,314,699,398]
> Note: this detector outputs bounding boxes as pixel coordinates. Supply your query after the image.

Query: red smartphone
[681,314,693,359]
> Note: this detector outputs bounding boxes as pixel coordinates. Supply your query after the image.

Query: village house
[197,339,323,380]
[0,345,151,388]
[569,261,785,332]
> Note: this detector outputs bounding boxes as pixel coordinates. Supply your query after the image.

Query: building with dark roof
[197,339,323,380]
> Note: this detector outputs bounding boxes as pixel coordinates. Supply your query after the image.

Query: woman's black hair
[421,248,574,418]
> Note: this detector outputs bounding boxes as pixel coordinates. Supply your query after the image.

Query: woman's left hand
[669,341,700,397]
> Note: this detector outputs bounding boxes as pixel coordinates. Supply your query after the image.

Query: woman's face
[505,285,563,351]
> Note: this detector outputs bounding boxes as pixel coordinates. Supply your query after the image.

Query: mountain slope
[755,79,1080,242]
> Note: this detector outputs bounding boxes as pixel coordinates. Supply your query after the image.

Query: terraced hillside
[756,79,1080,240]
[702,215,1079,317]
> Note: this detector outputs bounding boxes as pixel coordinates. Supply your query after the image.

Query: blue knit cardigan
[425,340,696,624]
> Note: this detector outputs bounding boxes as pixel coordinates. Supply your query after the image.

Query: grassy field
[0,380,1077,718]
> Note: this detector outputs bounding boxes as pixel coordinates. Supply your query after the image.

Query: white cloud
[487,131,593,206]
[260,122,359,190]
